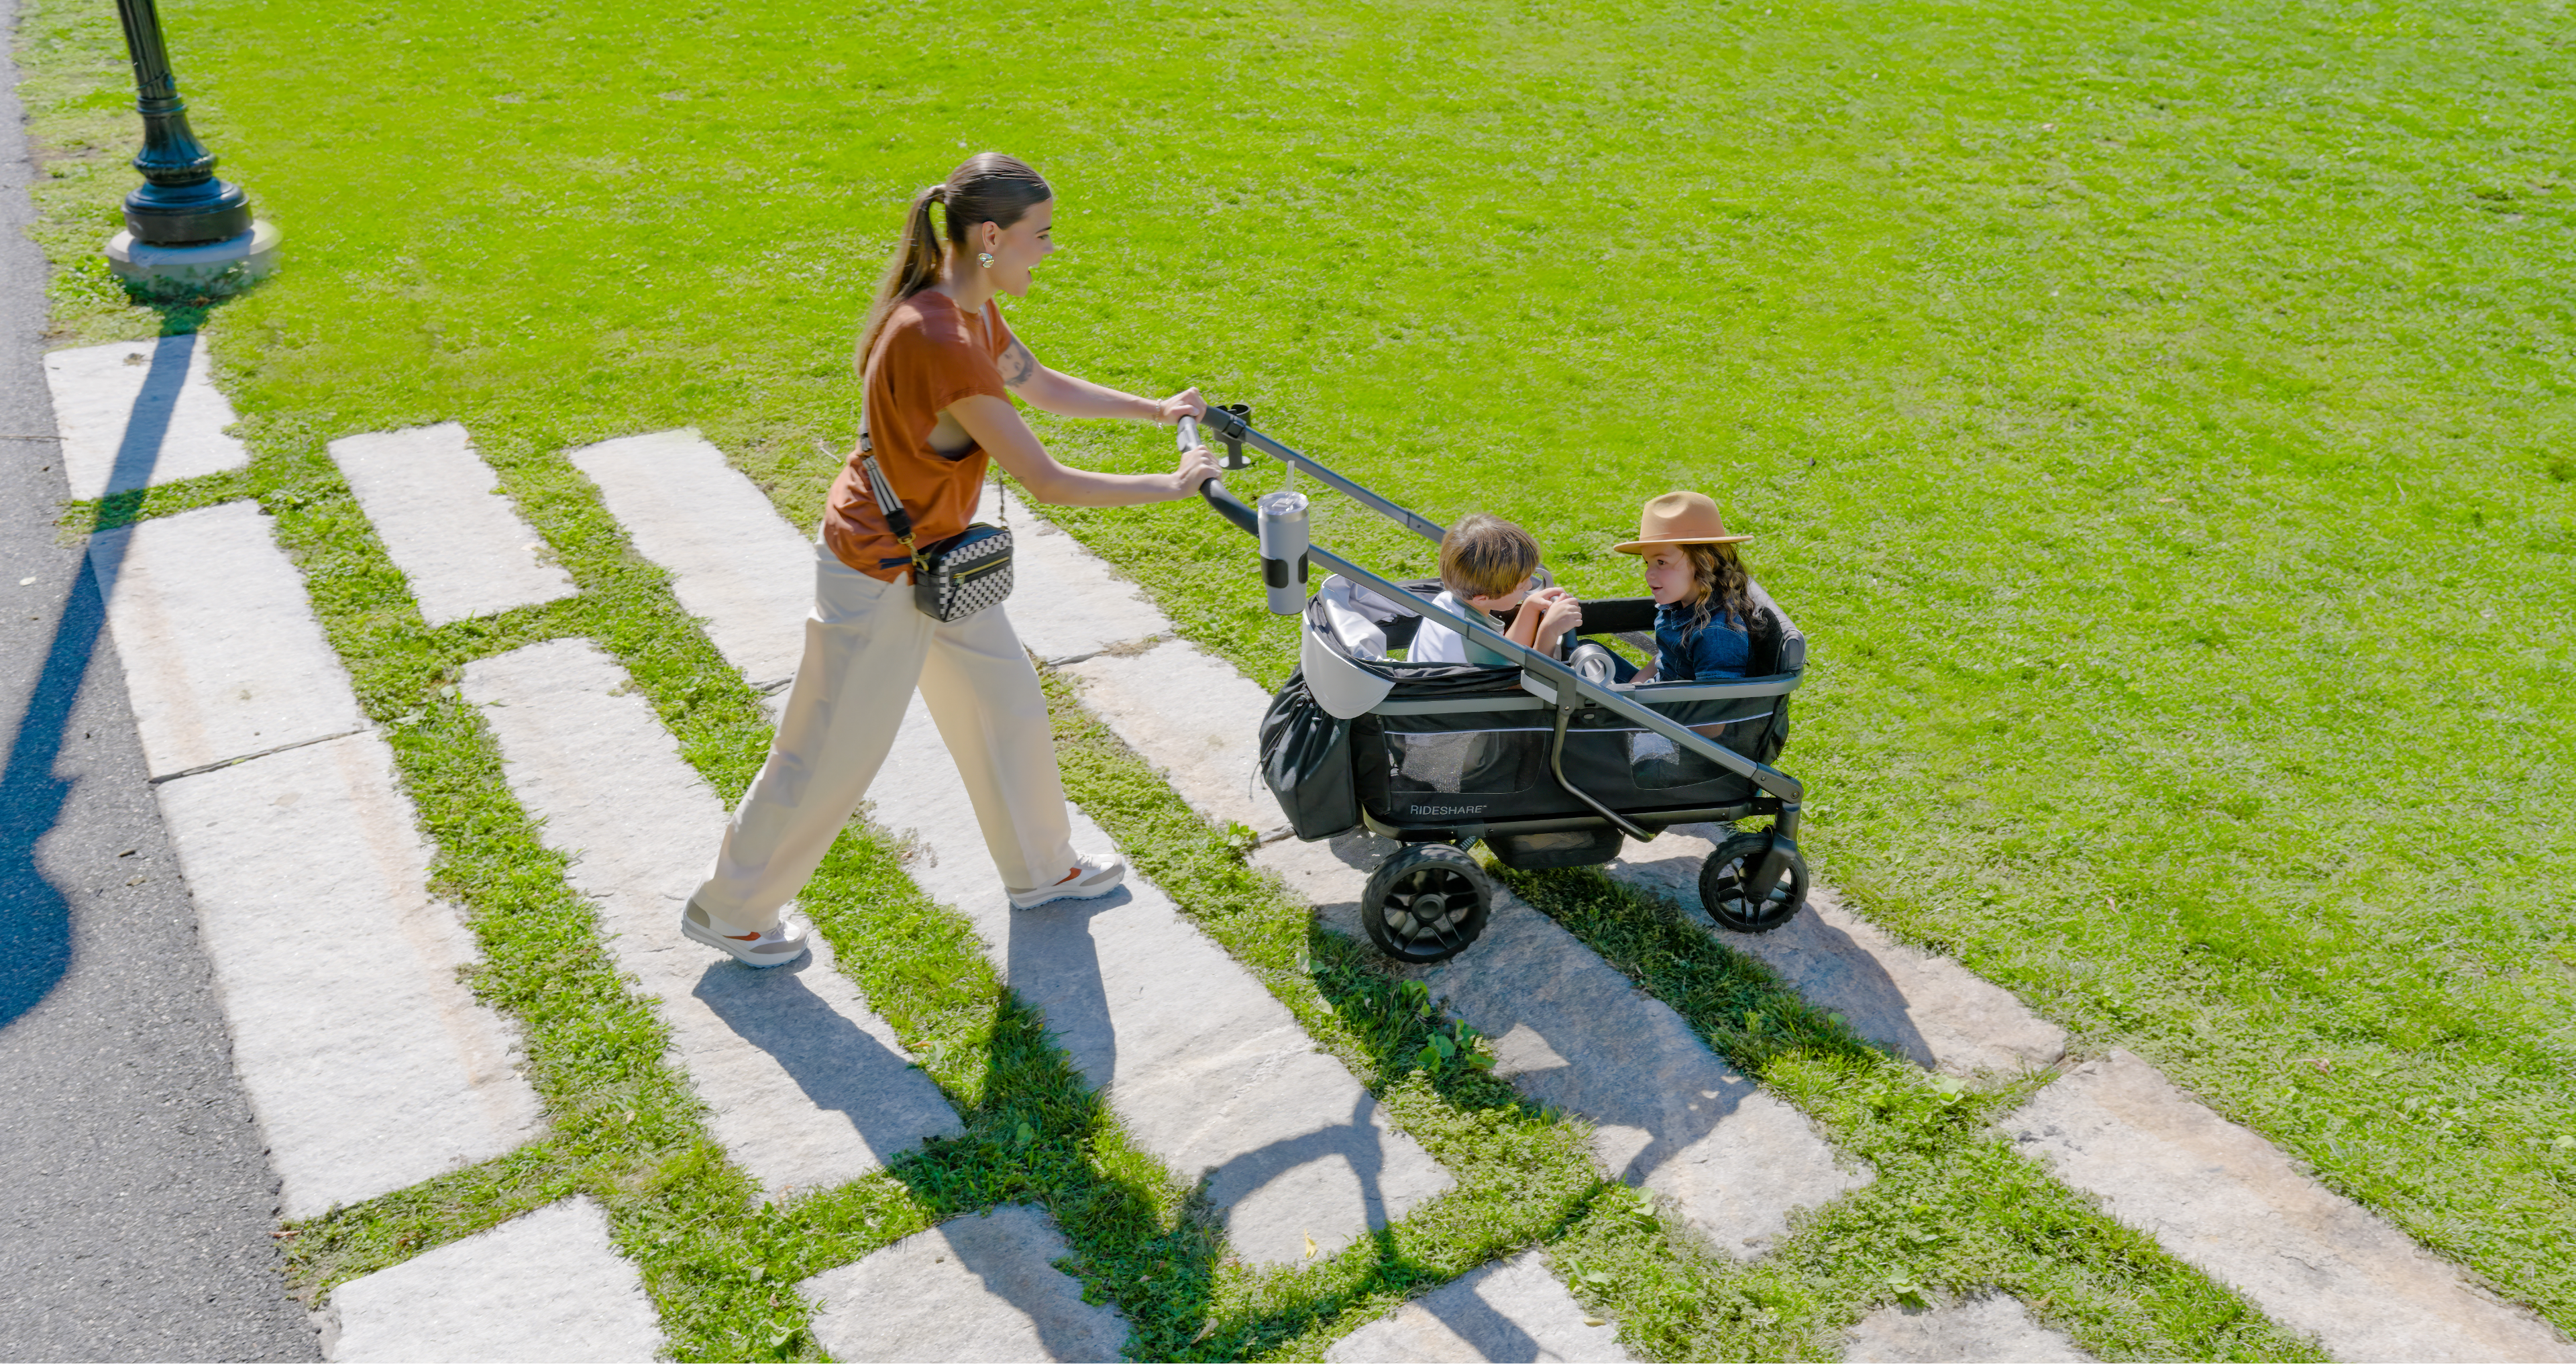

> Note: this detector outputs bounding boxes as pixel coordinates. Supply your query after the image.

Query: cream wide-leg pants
[690,543,1081,928]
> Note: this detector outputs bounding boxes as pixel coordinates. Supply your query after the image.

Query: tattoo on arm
[1000,339,1038,387]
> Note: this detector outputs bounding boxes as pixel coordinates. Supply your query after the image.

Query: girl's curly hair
[1680,541,1754,633]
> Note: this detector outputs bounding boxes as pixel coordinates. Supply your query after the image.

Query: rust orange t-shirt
[822,290,1016,582]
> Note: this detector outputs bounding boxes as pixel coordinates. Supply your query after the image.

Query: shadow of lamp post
[105,0,278,296]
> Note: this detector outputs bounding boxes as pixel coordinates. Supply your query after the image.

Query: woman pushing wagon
[682,153,1217,967]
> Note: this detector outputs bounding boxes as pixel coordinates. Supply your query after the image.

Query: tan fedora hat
[1613,491,1752,554]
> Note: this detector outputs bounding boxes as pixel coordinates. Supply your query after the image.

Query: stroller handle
[1194,404,1448,545]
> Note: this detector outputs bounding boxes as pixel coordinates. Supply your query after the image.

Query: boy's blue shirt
[1654,602,1750,681]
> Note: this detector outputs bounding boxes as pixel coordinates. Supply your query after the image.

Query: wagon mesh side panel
[1354,694,1780,825]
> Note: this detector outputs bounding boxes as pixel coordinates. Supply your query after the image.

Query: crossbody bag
[855,404,1015,623]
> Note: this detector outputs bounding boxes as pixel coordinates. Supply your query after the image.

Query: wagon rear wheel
[1361,843,1492,963]
[1699,831,1807,935]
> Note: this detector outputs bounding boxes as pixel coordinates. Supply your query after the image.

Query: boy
[1409,513,1582,666]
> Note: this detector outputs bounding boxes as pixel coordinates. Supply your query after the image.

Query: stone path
[1841,1293,2091,1363]
[800,1204,1128,1363]
[155,733,545,1220]
[1269,833,1866,1256]
[43,335,247,501]
[80,405,2576,1359]
[578,440,1454,1265]
[2004,1051,2575,1363]
[1326,1251,1629,1363]
[327,423,574,627]
[88,502,364,778]
[461,638,962,1199]
[1605,835,2066,1076]
[89,499,540,1220]
[881,692,1456,1264]
[569,429,812,690]
[321,1197,662,1362]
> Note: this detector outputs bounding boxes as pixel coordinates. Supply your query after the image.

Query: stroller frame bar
[1185,409,1805,837]
[1197,406,1451,547]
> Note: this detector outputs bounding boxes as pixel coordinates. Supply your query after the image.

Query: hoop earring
[976,251,996,268]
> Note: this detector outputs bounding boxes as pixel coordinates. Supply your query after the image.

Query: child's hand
[1536,591,1583,650]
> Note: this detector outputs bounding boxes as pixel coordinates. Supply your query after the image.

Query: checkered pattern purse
[857,415,1014,623]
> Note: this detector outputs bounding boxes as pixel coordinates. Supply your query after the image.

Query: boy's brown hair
[1438,513,1541,600]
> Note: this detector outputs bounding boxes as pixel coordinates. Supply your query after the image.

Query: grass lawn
[16,0,2573,1351]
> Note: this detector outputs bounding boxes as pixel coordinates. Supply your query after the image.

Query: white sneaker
[680,901,810,967]
[1006,851,1126,910]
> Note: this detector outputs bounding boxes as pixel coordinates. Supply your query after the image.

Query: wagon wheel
[1361,843,1493,963]
[1699,831,1808,935]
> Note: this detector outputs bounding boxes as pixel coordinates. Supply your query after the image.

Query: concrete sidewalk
[0,1,317,1355]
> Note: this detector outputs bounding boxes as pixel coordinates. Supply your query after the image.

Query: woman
[683,152,1216,967]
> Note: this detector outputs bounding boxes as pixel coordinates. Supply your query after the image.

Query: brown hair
[1438,513,1542,600]
[854,152,1053,371]
[1678,541,1754,632]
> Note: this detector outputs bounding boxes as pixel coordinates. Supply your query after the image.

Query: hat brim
[1613,533,1754,554]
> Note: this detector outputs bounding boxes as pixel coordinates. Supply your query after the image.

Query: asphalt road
[0,2,318,1355]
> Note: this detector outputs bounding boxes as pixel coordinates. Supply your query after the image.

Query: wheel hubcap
[1386,870,1473,941]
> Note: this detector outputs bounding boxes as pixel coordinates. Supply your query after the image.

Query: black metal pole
[113,0,250,246]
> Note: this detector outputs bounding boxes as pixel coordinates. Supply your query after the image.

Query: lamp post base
[105,219,279,297]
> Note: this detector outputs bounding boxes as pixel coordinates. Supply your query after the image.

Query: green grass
[17,0,2573,1348]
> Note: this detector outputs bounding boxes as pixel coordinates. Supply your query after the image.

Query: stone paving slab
[1261,833,1866,1257]
[44,335,249,501]
[569,428,814,688]
[1607,829,2066,1076]
[462,639,961,1198]
[1842,1292,2092,1363]
[88,501,366,778]
[1059,639,1295,840]
[977,484,1170,665]
[1327,1251,1629,1363]
[156,731,544,1220]
[323,1196,662,1362]
[2003,1051,2576,1363]
[879,692,1454,1265]
[992,486,1291,836]
[801,1204,1127,1362]
[329,423,574,626]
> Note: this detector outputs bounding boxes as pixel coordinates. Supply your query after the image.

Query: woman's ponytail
[855,183,951,372]
[853,154,1053,376]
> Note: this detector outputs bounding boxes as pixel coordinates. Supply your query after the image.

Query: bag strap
[856,368,930,574]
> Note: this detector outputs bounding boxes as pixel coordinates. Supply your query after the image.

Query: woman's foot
[681,901,810,967]
[1006,851,1126,909]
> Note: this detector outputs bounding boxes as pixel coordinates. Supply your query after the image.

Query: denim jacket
[1654,602,1750,682]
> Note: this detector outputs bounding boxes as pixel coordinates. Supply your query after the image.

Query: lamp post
[105,0,276,293]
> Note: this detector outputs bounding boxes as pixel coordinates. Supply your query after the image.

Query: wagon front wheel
[1361,843,1492,963]
[1699,831,1807,935]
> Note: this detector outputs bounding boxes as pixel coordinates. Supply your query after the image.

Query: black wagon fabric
[1353,691,1787,826]
[1258,669,1362,839]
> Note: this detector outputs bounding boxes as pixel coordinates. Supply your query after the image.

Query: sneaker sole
[680,914,808,968]
[1008,868,1126,910]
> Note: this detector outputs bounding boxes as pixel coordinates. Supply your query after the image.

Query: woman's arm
[950,394,1214,507]
[1001,335,1201,424]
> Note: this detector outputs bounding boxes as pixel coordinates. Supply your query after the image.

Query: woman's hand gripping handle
[1171,415,1218,498]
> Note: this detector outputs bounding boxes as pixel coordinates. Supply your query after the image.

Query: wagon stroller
[1181,405,1813,963]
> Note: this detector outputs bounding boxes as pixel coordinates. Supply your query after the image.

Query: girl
[1615,491,1764,682]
